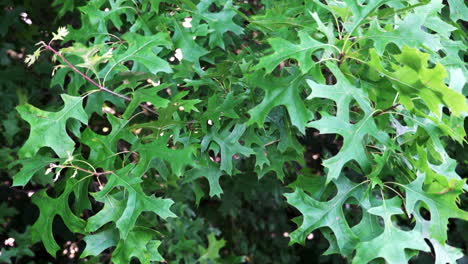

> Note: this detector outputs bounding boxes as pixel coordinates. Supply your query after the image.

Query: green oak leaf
[413,210,464,264]
[198,92,246,133]
[91,164,176,239]
[201,123,254,174]
[353,197,430,263]
[193,0,244,49]
[368,47,468,117]
[86,192,126,232]
[122,86,170,119]
[16,94,88,158]
[367,14,441,55]
[84,91,126,116]
[185,160,224,198]
[247,69,313,133]
[81,228,119,258]
[80,114,137,169]
[31,178,86,256]
[112,228,164,264]
[285,176,373,256]
[254,31,327,74]
[447,0,468,22]
[198,233,226,264]
[172,21,208,65]
[307,62,390,182]
[341,0,391,34]
[403,173,468,243]
[132,134,195,177]
[106,32,172,78]
[10,156,61,187]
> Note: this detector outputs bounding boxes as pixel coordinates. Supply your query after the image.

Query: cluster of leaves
[2,0,468,263]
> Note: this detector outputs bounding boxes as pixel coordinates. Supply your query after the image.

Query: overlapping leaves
[11,0,468,263]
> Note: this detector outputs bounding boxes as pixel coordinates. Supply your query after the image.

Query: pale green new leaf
[369,47,468,117]
[353,197,430,264]
[403,173,468,243]
[447,0,468,22]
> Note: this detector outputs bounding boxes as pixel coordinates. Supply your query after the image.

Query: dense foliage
[1,0,467,263]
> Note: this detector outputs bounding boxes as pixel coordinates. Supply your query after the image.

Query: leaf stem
[43,43,158,116]
[373,104,401,117]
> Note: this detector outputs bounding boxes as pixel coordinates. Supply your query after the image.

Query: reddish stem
[44,44,158,115]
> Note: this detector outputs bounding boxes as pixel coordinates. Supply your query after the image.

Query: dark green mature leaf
[193,0,244,49]
[172,21,208,65]
[90,165,176,239]
[80,114,137,169]
[112,228,164,264]
[247,69,313,133]
[104,32,172,83]
[17,94,88,158]
[132,134,195,177]
[254,31,327,74]
[31,178,86,256]
[122,86,170,119]
[11,0,468,263]
[202,123,254,174]
[10,156,61,186]
[185,161,224,198]
[285,176,374,256]
[198,233,226,264]
[81,228,119,258]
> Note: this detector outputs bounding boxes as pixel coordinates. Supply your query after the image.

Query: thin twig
[69,165,114,177]
[43,43,158,116]
[373,104,401,117]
